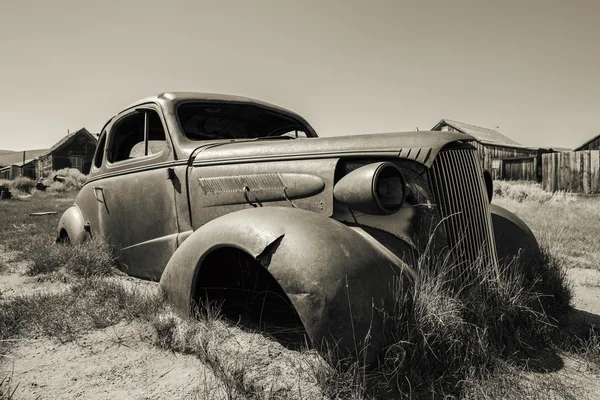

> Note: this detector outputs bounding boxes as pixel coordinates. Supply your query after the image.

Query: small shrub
[11,177,35,194]
[44,168,87,192]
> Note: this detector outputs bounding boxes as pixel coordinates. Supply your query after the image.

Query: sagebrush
[43,168,87,192]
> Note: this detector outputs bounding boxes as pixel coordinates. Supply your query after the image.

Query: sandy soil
[5,321,222,400]
[568,267,600,317]
[0,248,67,300]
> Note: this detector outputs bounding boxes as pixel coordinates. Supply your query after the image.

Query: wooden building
[35,128,97,178]
[0,159,36,180]
[431,119,553,182]
[574,133,600,151]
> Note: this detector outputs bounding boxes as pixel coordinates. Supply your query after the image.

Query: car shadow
[513,347,564,373]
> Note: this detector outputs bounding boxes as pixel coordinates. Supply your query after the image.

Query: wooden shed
[431,119,553,182]
[574,133,600,151]
[35,128,97,178]
[0,159,36,180]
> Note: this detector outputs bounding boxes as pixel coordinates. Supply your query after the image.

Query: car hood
[185,131,474,168]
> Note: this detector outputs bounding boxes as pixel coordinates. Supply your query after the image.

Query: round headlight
[373,163,406,214]
[333,161,406,215]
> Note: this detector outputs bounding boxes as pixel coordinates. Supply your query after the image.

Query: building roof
[13,158,36,167]
[431,119,522,147]
[39,128,97,157]
[574,133,600,151]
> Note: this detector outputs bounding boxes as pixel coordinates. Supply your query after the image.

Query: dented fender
[490,203,541,263]
[160,207,415,360]
[57,205,88,243]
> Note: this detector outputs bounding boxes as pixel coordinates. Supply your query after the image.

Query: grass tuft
[25,238,116,278]
[0,279,163,354]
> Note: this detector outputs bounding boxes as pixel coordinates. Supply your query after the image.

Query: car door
[98,105,179,280]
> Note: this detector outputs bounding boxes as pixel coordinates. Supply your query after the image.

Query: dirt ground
[1,249,600,399]
[6,321,222,400]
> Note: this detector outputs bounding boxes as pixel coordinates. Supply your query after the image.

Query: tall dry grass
[493,180,600,270]
[493,180,575,204]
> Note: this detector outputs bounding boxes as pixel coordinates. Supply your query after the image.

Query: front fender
[160,207,415,360]
[56,205,87,243]
[490,203,541,263]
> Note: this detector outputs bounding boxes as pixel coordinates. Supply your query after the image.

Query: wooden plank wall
[471,142,541,181]
[542,150,600,194]
[502,158,536,181]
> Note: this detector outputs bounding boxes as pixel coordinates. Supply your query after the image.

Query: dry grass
[25,238,115,278]
[154,308,325,399]
[0,279,163,354]
[493,180,575,204]
[493,181,600,270]
[0,373,17,400]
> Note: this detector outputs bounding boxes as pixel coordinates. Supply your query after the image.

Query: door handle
[167,167,175,180]
[93,186,105,203]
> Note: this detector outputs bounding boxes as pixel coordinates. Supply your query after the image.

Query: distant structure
[35,128,98,178]
[574,133,600,151]
[430,119,553,182]
[0,159,36,180]
[0,128,97,181]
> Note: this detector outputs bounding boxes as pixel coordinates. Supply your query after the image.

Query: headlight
[334,161,406,215]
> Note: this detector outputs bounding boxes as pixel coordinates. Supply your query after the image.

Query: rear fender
[56,205,88,243]
[160,207,415,360]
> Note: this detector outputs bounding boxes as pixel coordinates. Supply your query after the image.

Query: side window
[93,131,107,168]
[107,109,168,163]
[108,113,145,163]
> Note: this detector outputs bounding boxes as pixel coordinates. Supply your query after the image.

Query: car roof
[123,92,317,136]
[126,92,299,116]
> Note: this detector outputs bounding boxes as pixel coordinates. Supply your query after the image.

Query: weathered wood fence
[542,150,600,193]
[501,157,537,181]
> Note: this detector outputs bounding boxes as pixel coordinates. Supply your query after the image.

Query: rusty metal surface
[58,92,539,362]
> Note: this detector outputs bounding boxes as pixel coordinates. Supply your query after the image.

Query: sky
[0,0,598,151]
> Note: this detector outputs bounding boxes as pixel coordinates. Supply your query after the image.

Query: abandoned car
[57,92,540,359]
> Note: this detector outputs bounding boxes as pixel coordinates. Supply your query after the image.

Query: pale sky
[0,0,598,150]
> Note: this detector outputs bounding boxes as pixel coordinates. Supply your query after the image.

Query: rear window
[177,103,305,140]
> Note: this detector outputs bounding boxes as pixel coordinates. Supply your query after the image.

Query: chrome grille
[428,148,498,273]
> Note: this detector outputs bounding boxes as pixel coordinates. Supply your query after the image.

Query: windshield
[177,102,308,140]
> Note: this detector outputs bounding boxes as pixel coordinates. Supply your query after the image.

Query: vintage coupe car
[57,92,539,359]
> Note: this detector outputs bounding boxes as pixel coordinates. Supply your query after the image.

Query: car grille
[428,147,498,277]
